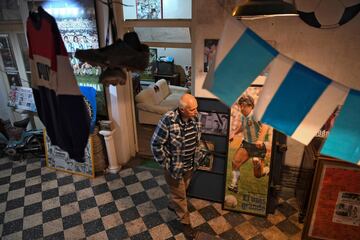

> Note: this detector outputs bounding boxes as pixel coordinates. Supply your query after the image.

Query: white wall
[163,0,191,19]
[156,47,191,70]
[122,0,137,20]
[192,0,227,98]
[193,1,360,96]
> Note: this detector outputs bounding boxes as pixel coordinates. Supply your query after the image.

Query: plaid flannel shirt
[151,108,203,180]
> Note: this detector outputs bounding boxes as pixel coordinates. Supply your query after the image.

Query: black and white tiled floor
[0,157,303,239]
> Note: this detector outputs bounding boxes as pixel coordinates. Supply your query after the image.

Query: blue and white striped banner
[203,16,278,106]
[254,55,349,145]
[321,90,360,165]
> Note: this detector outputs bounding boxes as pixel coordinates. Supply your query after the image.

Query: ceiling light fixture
[232,0,298,19]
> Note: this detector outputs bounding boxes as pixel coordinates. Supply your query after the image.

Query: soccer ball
[224,195,238,208]
[294,0,360,28]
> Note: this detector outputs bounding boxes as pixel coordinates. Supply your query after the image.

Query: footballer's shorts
[240,140,266,159]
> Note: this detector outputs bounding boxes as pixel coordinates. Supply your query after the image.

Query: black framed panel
[211,156,226,174]
[187,171,225,203]
[196,97,229,114]
[201,134,228,154]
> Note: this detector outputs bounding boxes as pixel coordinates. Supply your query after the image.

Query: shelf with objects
[187,97,230,203]
[140,50,189,87]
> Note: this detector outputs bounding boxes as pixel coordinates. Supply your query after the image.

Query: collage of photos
[8,86,37,112]
[224,86,273,216]
[44,131,94,177]
[136,0,162,19]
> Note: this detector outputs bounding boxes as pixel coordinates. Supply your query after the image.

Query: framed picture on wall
[31,0,108,119]
[198,140,215,171]
[223,85,273,216]
[136,0,162,19]
[44,129,95,178]
[141,48,157,80]
[302,157,360,239]
[204,39,219,72]
[199,111,229,136]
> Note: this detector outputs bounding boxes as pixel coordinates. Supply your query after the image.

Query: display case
[187,97,230,202]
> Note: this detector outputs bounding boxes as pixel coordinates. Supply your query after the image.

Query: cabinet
[295,137,325,222]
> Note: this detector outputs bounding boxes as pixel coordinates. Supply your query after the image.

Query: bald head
[179,94,198,120]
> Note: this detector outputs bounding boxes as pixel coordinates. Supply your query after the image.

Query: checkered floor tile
[0,157,303,239]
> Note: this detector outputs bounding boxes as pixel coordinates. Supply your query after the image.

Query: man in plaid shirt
[151,94,204,239]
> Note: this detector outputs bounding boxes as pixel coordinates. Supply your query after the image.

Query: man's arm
[150,118,170,166]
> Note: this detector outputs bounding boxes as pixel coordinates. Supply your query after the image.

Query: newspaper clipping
[333,192,360,226]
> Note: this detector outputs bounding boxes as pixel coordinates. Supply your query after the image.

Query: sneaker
[99,67,126,86]
[227,185,238,193]
[75,32,149,71]
[181,224,196,240]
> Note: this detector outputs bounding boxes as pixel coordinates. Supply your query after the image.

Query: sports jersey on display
[27,7,90,162]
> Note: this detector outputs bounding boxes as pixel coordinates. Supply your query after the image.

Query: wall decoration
[33,0,107,119]
[199,111,228,136]
[198,140,215,171]
[140,48,157,80]
[0,34,17,69]
[136,0,162,19]
[6,73,22,87]
[204,39,219,72]
[295,0,360,29]
[44,129,94,178]
[303,158,360,239]
[8,86,37,112]
[224,85,273,216]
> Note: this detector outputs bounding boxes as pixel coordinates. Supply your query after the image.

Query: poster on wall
[199,111,228,136]
[31,0,107,118]
[136,0,162,19]
[198,140,215,171]
[204,39,219,72]
[140,48,157,80]
[223,85,273,216]
[303,159,360,239]
[44,129,94,178]
[8,86,37,112]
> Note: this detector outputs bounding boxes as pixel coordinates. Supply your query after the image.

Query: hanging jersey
[27,6,90,162]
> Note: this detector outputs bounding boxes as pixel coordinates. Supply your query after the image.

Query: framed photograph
[302,158,360,239]
[199,112,229,136]
[32,0,107,119]
[8,86,37,112]
[136,0,162,19]
[223,85,273,216]
[44,129,95,178]
[198,140,215,171]
[140,48,157,80]
[204,39,219,72]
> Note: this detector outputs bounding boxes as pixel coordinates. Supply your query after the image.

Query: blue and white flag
[321,90,360,165]
[254,55,349,145]
[203,16,278,106]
